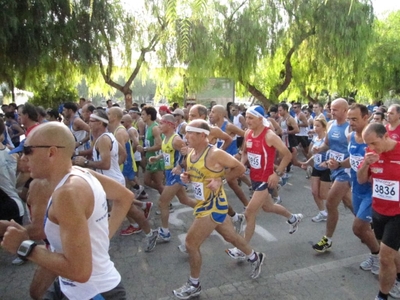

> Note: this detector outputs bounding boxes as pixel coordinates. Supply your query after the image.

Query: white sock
[247,250,256,261]
[189,277,199,286]
[131,223,139,228]
[231,213,238,222]
[321,210,327,216]
[161,227,169,234]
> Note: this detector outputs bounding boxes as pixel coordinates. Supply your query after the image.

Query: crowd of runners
[0,97,400,300]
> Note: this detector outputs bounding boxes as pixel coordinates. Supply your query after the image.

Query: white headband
[186,125,210,136]
[90,114,109,124]
[247,107,270,127]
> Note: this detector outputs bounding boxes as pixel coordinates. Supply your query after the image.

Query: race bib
[248,152,262,169]
[163,153,171,167]
[192,182,204,200]
[373,178,399,201]
[314,154,322,165]
[329,150,345,162]
[349,155,364,172]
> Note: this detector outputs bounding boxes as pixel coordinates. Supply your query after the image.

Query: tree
[164,0,374,107]
[361,10,400,99]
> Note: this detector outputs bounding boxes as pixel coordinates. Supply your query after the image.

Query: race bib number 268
[372,178,399,202]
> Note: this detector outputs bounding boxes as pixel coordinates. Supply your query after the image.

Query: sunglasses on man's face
[23,145,66,155]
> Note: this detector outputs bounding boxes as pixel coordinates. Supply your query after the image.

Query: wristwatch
[275,170,284,177]
[17,240,37,261]
[79,141,83,145]
[84,160,89,167]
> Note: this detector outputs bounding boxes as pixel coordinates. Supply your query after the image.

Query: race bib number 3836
[373,178,399,202]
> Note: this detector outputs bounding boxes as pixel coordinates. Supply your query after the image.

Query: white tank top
[295,113,309,136]
[70,115,87,151]
[44,167,121,300]
[0,148,24,216]
[93,132,125,185]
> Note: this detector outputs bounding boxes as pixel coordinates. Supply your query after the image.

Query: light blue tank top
[348,132,372,194]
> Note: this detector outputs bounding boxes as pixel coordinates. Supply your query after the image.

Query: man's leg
[159,184,183,229]
[379,243,398,294]
[30,266,57,300]
[227,177,249,207]
[325,180,351,238]
[185,216,218,278]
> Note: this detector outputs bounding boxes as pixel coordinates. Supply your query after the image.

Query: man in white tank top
[1,122,132,299]
[62,102,90,152]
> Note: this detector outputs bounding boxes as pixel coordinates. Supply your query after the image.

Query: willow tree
[165,0,374,107]
[361,10,400,99]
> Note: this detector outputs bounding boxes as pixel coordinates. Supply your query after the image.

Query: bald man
[312,98,353,253]
[1,122,132,299]
[209,105,249,208]
[188,105,233,150]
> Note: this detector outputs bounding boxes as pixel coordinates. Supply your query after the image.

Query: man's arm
[114,129,128,164]
[298,113,308,128]
[74,135,112,170]
[357,152,379,184]
[240,130,250,166]
[266,131,292,176]
[211,148,246,182]
[210,127,232,150]
[2,177,94,283]
[128,128,139,152]
[149,126,162,152]
[287,117,299,135]
[227,123,245,137]
[268,118,282,136]
[87,170,133,238]
[73,118,91,147]
[239,115,247,130]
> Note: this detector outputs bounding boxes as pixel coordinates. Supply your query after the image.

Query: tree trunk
[240,80,272,109]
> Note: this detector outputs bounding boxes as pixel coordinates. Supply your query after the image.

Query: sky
[372,0,400,17]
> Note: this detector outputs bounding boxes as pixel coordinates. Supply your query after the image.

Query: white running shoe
[288,214,303,234]
[390,280,400,299]
[249,252,265,279]
[232,214,245,234]
[225,247,246,260]
[311,212,327,223]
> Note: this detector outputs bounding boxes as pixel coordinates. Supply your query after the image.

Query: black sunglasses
[23,145,66,155]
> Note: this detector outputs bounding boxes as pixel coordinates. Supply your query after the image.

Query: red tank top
[367,142,400,216]
[246,127,275,182]
[386,124,400,141]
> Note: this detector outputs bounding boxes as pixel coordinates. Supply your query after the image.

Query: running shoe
[137,192,149,200]
[273,196,282,204]
[312,236,332,253]
[120,225,142,236]
[232,213,245,234]
[390,280,400,299]
[178,244,187,253]
[158,227,171,242]
[132,185,145,198]
[144,230,158,252]
[143,202,153,219]
[225,247,246,260]
[288,213,303,234]
[249,252,265,279]
[360,253,379,275]
[173,280,201,299]
[11,257,25,266]
[311,212,327,223]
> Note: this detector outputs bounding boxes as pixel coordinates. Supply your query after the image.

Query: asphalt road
[0,166,381,300]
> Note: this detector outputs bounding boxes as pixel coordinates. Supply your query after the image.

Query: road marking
[159,253,368,299]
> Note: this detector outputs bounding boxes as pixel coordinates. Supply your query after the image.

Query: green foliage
[30,80,78,109]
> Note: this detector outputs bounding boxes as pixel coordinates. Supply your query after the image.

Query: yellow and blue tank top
[187,145,228,223]
[161,133,181,170]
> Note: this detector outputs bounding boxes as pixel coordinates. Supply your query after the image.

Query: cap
[159,105,171,113]
[9,139,25,154]
[173,108,184,116]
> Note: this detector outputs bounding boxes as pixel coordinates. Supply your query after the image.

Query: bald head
[212,105,225,115]
[363,122,387,139]
[121,114,132,126]
[163,114,176,123]
[109,107,123,121]
[27,122,75,157]
[187,119,210,131]
[331,98,349,110]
